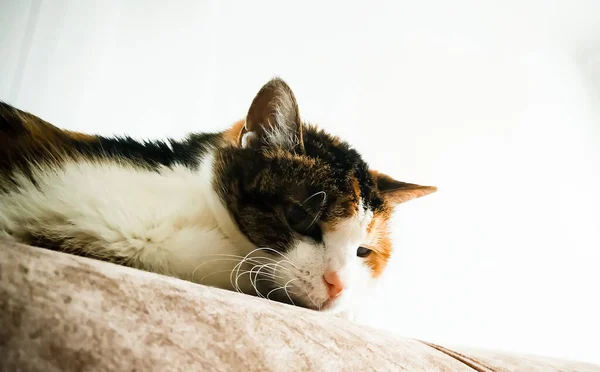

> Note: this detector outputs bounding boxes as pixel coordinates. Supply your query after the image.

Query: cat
[0,78,436,315]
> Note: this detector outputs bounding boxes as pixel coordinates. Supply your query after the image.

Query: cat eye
[284,191,326,242]
[284,204,322,241]
[356,246,372,258]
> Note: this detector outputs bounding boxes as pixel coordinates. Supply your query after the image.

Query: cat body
[0,78,436,313]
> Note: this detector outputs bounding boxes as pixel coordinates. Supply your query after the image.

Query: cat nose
[323,271,344,299]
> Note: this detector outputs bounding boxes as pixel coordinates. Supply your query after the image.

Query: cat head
[214,78,436,312]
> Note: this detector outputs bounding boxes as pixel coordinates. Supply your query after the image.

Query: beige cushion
[1,241,598,372]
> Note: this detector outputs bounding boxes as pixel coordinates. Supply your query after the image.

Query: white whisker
[266,278,300,300]
[249,264,266,298]
[304,288,319,310]
[191,257,269,279]
[230,247,266,292]
[283,278,297,306]
[254,247,300,269]
[229,246,298,292]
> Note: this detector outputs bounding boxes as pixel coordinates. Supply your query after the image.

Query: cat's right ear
[237,78,304,153]
[371,170,437,206]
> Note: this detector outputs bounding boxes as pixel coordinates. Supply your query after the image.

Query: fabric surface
[1,241,598,372]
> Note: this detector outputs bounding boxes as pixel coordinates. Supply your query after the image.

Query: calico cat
[0,78,436,314]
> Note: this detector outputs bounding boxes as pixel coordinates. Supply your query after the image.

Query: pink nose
[323,271,344,299]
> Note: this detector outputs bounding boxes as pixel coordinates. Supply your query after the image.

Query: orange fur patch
[63,129,98,143]
[0,105,100,174]
[364,210,393,277]
[223,119,245,146]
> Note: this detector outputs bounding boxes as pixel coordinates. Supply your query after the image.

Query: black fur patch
[0,101,29,135]
[302,125,384,212]
[0,101,222,179]
[214,124,383,253]
[73,133,222,170]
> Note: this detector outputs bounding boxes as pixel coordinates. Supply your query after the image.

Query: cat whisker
[248,263,290,295]
[198,253,284,266]
[198,269,231,282]
[220,246,301,295]
[234,268,301,301]
[303,288,319,310]
[191,257,270,280]
[254,247,300,269]
[252,262,289,280]
[199,266,285,287]
[249,264,266,298]
[230,248,269,292]
[232,260,247,293]
[266,278,299,300]
[252,264,271,298]
[254,278,284,284]
[282,278,297,306]
[231,246,297,292]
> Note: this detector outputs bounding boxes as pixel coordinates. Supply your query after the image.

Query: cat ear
[371,170,437,205]
[239,78,304,152]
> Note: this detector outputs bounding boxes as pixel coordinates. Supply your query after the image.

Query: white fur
[0,152,254,293]
[265,107,298,150]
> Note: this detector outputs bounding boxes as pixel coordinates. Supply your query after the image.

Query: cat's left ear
[238,78,304,153]
[371,170,437,205]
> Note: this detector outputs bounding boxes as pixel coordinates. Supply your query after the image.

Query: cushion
[1,241,598,371]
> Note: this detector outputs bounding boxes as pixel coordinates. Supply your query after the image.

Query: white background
[2,0,599,364]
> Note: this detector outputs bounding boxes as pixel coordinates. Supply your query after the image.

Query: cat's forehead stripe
[357,199,373,230]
